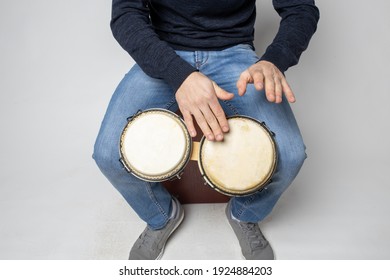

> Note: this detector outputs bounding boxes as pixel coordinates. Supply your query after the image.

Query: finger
[236,79,247,96]
[281,78,296,103]
[236,70,252,96]
[211,83,230,133]
[264,73,276,103]
[192,110,215,141]
[200,104,224,141]
[251,71,265,91]
[209,99,229,133]
[274,77,283,104]
[213,82,235,101]
[181,109,197,137]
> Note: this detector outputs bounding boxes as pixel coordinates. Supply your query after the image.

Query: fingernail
[216,134,223,141]
[190,131,196,137]
[207,134,214,141]
[222,126,229,132]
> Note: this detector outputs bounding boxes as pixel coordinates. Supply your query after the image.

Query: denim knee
[92,136,122,174]
[279,139,307,180]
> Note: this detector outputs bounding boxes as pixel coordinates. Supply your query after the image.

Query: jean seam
[145,182,169,228]
[234,193,257,220]
[222,100,240,116]
[165,96,177,111]
[195,51,209,69]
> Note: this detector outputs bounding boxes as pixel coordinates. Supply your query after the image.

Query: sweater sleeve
[259,0,320,72]
[110,0,197,92]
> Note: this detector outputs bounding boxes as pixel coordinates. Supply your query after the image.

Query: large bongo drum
[198,116,277,196]
[120,109,277,197]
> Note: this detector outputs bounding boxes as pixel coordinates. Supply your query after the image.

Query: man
[93,0,319,259]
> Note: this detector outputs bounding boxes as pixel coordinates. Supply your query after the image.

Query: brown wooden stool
[163,111,229,204]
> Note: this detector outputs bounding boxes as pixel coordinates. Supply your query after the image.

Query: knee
[278,139,307,176]
[92,137,121,172]
[291,142,307,167]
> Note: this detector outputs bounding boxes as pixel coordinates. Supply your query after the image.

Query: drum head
[120,109,191,181]
[199,116,277,196]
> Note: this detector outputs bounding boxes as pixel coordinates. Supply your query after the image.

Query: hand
[176,72,234,141]
[236,60,295,103]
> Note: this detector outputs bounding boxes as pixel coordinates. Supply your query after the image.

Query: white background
[0,0,389,259]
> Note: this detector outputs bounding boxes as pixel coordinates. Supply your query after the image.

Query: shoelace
[136,206,177,251]
[240,222,267,250]
[138,228,162,251]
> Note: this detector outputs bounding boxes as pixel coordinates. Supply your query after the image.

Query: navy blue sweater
[111,0,320,91]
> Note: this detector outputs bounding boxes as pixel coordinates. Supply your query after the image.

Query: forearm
[110,0,196,91]
[260,0,320,72]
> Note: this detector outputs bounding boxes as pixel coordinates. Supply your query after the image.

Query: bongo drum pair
[119,109,277,196]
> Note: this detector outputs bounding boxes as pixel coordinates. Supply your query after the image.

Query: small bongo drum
[120,109,192,181]
[120,109,277,196]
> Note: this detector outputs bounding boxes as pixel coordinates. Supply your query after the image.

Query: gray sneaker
[225,201,274,260]
[129,197,184,260]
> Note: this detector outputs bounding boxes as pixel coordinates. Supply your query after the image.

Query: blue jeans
[93,44,306,230]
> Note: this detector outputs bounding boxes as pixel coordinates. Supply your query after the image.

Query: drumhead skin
[120,109,192,181]
[198,116,277,196]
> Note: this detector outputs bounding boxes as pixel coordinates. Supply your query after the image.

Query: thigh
[224,79,306,182]
[204,47,307,222]
[93,65,177,229]
[95,64,178,156]
[229,87,303,148]
[203,45,304,156]
[203,46,306,198]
